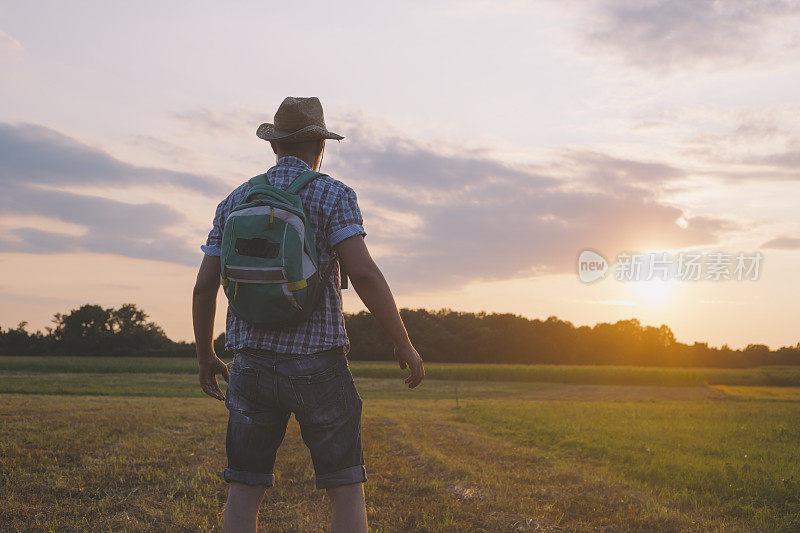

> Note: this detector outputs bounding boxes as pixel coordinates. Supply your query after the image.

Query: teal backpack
[220,170,335,327]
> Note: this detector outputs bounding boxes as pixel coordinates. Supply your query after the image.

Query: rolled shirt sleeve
[201,199,226,257]
[326,186,366,248]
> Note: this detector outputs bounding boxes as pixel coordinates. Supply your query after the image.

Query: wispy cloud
[0,118,747,282]
[171,108,260,136]
[761,236,800,250]
[677,111,800,180]
[0,123,227,265]
[581,0,800,71]
[746,148,800,169]
[126,134,196,166]
[0,189,197,264]
[0,123,226,195]
[553,149,685,190]
[328,120,740,289]
[0,30,21,58]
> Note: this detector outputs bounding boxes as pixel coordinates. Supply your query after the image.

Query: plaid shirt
[201,156,365,354]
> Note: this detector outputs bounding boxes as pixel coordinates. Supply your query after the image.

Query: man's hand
[199,354,230,401]
[394,342,424,389]
[336,235,425,390]
[193,254,226,401]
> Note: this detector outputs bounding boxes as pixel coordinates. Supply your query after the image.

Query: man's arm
[334,235,424,388]
[192,254,229,401]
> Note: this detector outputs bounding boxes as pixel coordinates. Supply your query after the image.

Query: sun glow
[627,278,679,306]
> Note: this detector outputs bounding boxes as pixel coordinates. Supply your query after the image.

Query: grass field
[3,356,800,386]
[2,357,799,531]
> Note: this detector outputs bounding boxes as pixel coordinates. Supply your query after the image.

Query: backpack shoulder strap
[248,173,268,187]
[286,170,325,194]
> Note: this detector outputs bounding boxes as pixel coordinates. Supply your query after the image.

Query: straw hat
[256,97,344,143]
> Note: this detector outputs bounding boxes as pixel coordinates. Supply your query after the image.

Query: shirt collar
[276,155,312,171]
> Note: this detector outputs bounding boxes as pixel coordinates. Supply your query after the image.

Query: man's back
[201,155,365,354]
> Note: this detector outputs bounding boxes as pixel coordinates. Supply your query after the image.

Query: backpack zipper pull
[269,207,274,229]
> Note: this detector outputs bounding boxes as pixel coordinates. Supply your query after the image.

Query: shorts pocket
[227,362,264,414]
[344,364,363,404]
[289,365,347,426]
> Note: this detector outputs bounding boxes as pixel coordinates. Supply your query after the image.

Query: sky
[1,0,800,349]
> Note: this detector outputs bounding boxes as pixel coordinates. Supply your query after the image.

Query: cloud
[761,236,800,250]
[0,123,226,195]
[171,108,260,136]
[671,111,800,181]
[554,149,685,190]
[0,118,745,284]
[127,134,196,165]
[328,120,739,289]
[0,187,197,264]
[682,215,741,235]
[746,149,800,169]
[0,122,227,265]
[582,0,800,70]
[0,30,21,57]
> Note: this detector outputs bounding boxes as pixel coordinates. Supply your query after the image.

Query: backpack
[219,170,336,327]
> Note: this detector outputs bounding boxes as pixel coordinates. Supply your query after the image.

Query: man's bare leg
[223,482,267,533]
[327,482,368,533]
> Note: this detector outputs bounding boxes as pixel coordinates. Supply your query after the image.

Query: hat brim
[256,123,344,143]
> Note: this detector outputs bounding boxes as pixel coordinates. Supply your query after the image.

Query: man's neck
[277,154,316,170]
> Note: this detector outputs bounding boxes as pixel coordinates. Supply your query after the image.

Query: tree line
[1,304,798,368]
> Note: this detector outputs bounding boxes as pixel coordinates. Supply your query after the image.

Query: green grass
[0,355,197,374]
[6,370,800,403]
[0,372,549,400]
[454,400,800,530]
[3,357,800,530]
[3,391,799,530]
[3,356,800,386]
[713,386,800,401]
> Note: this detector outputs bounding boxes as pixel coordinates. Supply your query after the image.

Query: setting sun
[627,278,680,307]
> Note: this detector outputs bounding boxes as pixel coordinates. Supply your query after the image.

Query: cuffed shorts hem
[315,465,367,490]
[223,467,274,487]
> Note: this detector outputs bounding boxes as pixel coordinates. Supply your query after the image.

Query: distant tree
[0,321,53,355]
[2,304,800,367]
[50,303,173,356]
[107,303,171,355]
[52,304,113,355]
[110,303,149,334]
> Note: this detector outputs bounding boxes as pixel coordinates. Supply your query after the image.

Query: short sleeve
[326,186,366,248]
[200,200,226,257]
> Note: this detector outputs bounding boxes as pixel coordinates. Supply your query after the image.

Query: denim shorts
[223,346,366,490]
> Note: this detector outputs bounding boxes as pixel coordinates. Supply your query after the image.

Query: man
[192,96,424,533]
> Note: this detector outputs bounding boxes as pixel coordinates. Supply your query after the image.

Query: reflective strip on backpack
[225,265,287,284]
[286,278,308,292]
